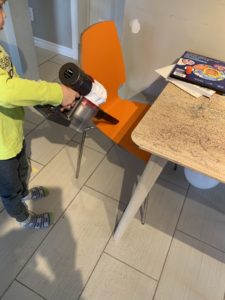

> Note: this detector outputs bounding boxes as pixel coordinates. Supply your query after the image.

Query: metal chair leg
[140,197,148,225]
[76,130,86,178]
[75,126,95,178]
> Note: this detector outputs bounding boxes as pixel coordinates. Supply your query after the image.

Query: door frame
[70,0,78,59]
[34,0,79,60]
[3,2,24,75]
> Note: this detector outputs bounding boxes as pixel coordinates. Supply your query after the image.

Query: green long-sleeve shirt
[0,45,62,159]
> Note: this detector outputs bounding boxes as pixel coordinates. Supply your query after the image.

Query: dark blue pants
[0,141,29,222]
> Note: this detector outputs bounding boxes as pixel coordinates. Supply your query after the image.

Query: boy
[0,0,79,229]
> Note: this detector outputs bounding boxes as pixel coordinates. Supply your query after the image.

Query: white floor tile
[35,47,56,65]
[154,231,225,300]
[24,120,37,136]
[39,61,61,82]
[72,128,114,154]
[81,253,157,300]
[106,179,186,279]
[160,161,189,189]
[86,145,146,205]
[2,281,43,300]
[25,141,104,218]
[0,145,104,297]
[178,183,225,252]
[25,120,76,165]
[18,187,119,300]
[24,107,45,125]
[28,159,44,181]
[50,54,76,65]
[0,211,49,297]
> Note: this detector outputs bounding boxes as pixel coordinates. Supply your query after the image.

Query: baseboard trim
[34,37,78,59]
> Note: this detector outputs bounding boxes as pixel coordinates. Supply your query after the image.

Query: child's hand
[60,84,79,109]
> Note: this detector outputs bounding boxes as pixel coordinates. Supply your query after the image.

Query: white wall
[121,0,225,98]
[78,0,125,37]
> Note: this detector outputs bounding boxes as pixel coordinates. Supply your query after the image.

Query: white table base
[114,155,167,240]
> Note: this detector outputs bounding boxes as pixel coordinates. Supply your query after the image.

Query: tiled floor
[1,47,225,300]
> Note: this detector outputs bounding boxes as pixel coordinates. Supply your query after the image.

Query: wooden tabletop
[132,83,225,183]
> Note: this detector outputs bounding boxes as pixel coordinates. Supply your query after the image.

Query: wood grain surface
[132,83,225,183]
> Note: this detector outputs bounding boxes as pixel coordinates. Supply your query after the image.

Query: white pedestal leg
[114,155,167,240]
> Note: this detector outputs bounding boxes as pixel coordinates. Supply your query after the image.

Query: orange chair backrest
[80,21,126,100]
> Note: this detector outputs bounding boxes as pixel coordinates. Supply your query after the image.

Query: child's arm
[0,72,78,108]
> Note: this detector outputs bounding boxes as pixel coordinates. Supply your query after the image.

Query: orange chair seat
[81,21,151,162]
[94,98,150,161]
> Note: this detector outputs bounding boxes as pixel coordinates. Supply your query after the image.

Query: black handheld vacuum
[35,63,118,128]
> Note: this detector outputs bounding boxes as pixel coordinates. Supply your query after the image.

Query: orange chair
[76,21,151,177]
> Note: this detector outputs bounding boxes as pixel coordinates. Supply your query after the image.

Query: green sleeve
[0,72,63,108]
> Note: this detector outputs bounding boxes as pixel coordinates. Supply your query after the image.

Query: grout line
[37,53,58,67]
[71,139,114,155]
[29,158,44,167]
[77,234,114,299]
[28,146,67,184]
[24,120,46,139]
[176,228,225,255]
[39,59,62,68]
[76,146,120,299]
[11,137,112,295]
[159,175,189,191]
[10,143,81,281]
[152,184,190,299]
[11,187,81,298]
[77,219,158,299]
[159,164,189,191]
[81,147,113,187]
[24,119,38,126]
[0,279,47,300]
[84,184,123,206]
[0,281,14,300]
[103,251,159,282]
[16,279,47,300]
